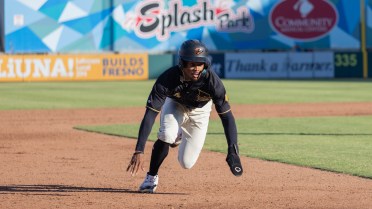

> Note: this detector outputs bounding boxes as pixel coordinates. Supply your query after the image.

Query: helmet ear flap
[204,57,211,69]
[178,58,186,69]
[178,59,182,69]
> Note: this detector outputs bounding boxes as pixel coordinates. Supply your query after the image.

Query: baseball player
[127,39,243,193]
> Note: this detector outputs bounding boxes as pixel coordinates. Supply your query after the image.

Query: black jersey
[146,65,231,114]
[135,65,237,152]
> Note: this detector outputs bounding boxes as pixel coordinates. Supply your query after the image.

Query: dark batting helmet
[178,40,210,66]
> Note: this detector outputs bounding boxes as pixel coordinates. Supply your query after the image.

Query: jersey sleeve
[135,75,169,152]
[135,108,158,152]
[210,72,231,114]
[146,80,168,112]
[209,71,238,150]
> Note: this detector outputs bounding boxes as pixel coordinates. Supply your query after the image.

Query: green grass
[1,79,372,110]
[75,116,372,178]
[224,79,372,104]
[2,80,372,178]
[0,81,153,110]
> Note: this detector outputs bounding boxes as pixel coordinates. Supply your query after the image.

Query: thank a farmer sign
[118,0,254,41]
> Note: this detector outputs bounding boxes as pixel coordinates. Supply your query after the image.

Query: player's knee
[158,131,178,144]
[178,158,196,169]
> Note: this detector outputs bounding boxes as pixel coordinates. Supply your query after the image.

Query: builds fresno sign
[120,0,254,41]
[270,0,338,41]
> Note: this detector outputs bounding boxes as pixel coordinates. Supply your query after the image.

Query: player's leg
[170,128,182,148]
[140,98,186,192]
[178,100,212,169]
[138,139,166,193]
[152,98,185,173]
[157,98,187,145]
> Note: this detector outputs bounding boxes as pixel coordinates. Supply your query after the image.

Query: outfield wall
[0,0,369,80]
[1,51,366,82]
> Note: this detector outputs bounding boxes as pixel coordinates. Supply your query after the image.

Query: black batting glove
[226,144,243,176]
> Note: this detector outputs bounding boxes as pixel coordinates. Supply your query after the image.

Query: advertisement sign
[225,52,334,79]
[0,54,148,82]
[270,0,338,41]
[225,52,287,78]
[113,0,360,51]
[118,0,253,41]
[4,0,361,53]
[208,53,225,78]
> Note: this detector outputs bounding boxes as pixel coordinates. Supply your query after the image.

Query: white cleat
[139,173,159,193]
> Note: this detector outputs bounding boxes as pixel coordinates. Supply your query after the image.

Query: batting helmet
[178,40,210,65]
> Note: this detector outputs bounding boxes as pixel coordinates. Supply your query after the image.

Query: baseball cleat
[139,173,158,193]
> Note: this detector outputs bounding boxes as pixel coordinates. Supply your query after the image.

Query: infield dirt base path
[1,102,372,209]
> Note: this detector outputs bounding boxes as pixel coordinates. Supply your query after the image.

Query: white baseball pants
[157,98,212,169]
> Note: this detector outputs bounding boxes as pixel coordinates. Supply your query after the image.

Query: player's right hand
[126,151,144,176]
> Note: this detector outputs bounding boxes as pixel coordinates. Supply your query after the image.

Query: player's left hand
[126,151,144,176]
[226,153,243,176]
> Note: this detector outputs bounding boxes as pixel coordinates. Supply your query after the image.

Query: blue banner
[4,0,362,53]
[113,0,361,52]
[367,0,372,48]
[4,0,112,53]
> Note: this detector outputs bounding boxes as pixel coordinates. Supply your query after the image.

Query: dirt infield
[1,102,372,209]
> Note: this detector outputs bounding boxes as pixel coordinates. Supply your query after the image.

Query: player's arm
[212,84,239,150]
[218,110,243,176]
[135,108,159,153]
[126,108,159,176]
[127,82,166,176]
[212,78,243,176]
[218,110,238,151]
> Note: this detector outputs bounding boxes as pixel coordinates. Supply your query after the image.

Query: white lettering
[6,59,16,78]
[275,17,333,27]
[0,59,5,77]
[14,59,30,78]
[51,59,67,77]
[32,59,51,78]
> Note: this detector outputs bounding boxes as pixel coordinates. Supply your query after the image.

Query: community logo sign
[118,0,254,41]
[269,0,338,41]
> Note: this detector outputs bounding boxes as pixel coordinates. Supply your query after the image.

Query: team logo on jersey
[195,48,204,55]
[173,92,181,98]
[197,90,211,102]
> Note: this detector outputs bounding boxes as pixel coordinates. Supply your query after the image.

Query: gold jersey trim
[218,109,231,115]
[147,106,161,113]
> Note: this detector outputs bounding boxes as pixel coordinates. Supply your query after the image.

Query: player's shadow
[0,185,187,195]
